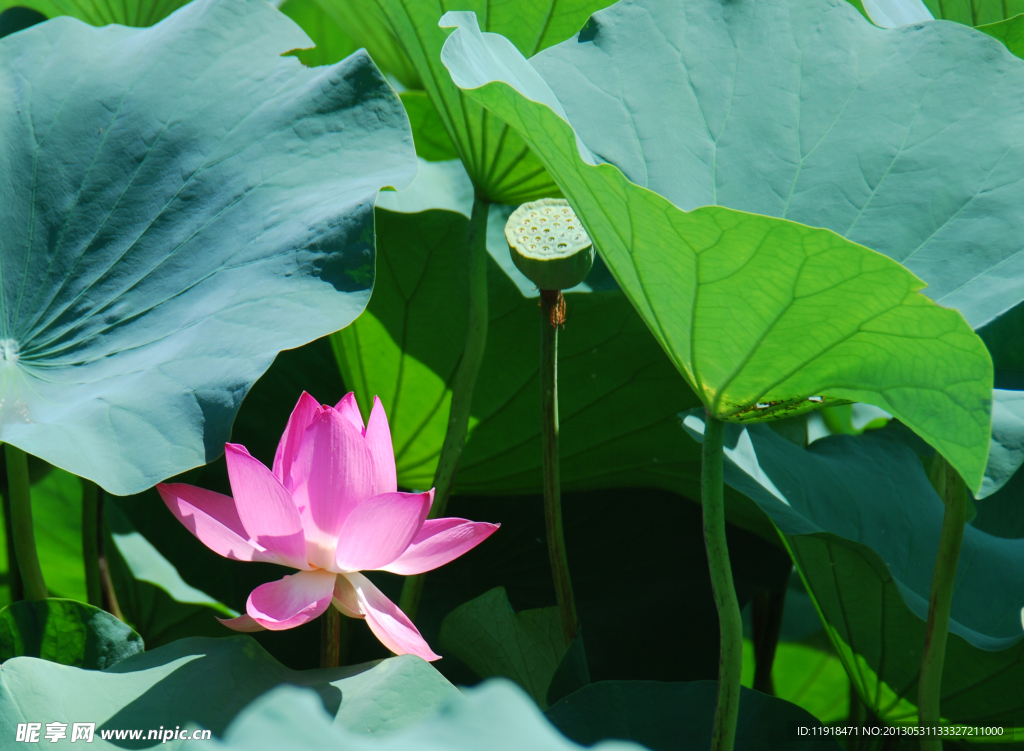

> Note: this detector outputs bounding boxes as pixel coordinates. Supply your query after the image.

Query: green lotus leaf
[306,0,421,88]
[683,414,1024,728]
[545,681,842,751]
[438,586,574,709]
[0,598,143,669]
[472,0,1024,333]
[742,639,851,725]
[439,10,993,490]
[979,14,1024,58]
[924,0,1024,25]
[370,0,613,203]
[0,0,415,494]
[0,0,179,26]
[210,680,642,751]
[280,0,358,68]
[0,637,458,746]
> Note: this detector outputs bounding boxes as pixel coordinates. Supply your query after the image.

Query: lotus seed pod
[505,198,594,291]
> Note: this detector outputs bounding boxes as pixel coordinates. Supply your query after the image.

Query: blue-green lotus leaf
[0,0,415,494]
[482,0,1024,331]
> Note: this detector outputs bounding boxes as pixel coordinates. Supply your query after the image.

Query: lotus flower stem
[3,444,47,601]
[540,289,579,646]
[702,412,741,751]
[320,606,342,668]
[82,479,103,608]
[918,453,967,750]
[399,196,490,621]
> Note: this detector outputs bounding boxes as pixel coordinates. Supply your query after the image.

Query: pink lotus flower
[157,392,498,661]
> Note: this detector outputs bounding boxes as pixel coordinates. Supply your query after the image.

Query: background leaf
[0,598,142,669]
[546,681,843,751]
[0,0,415,493]
[683,415,1024,728]
[438,586,572,708]
[371,0,613,202]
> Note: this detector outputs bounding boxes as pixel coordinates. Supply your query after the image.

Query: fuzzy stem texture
[320,606,342,668]
[540,289,578,646]
[4,444,47,600]
[399,196,490,621]
[702,413,742,751]
[918,454,967,751]
[82,479,103,608]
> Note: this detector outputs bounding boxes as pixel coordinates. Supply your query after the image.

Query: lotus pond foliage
[0,0,1021,747]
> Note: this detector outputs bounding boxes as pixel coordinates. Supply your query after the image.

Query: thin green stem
[702,412,742,751]
[918,454,967,751]
[2,477,23,602]
[399,195,490,621]
[320,606,342,668]
[82,479,103,608]
[751,587,787,695]
[3,444,47,600]
[540,289,578,646]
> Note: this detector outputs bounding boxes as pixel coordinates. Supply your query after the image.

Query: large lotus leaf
[439,13,993,491]
[469,0,1024,334]
[369,0,613,203]
[0,598,143,669]
[683,414,1024,728]
[0,636,458,746]
[210,680,642,751]
[0,0,416,495]
[545,680,841,751]
[333,160,705,500]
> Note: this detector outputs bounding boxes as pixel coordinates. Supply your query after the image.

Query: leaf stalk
[540,289,578,646]
[918,453,967,751]
[3,444,47,601]
[82,479,103,608]
[702,413,742,751]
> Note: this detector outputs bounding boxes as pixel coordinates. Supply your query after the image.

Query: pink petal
[333,574,363,618]
[364,397,398,496]
[157,483,277,564]
[290,409,373,568]
[225,444,309,569]
[334,392,366,433]
[246,569,337,631]
[380,518,500,575]
[333,490,432,573]
[217,614,266,632]
[273,392,323,490]
[343,572,440,661]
